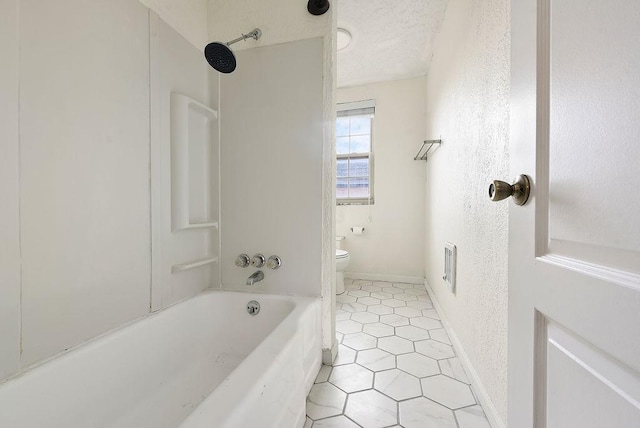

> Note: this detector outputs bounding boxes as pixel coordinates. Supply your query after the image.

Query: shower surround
[1,0,332,424]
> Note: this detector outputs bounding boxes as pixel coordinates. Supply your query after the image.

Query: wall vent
[443,242,457,294]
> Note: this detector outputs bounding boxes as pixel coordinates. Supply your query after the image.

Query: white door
[508,0,640,426]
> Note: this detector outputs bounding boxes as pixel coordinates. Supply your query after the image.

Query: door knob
[489,174,531,206]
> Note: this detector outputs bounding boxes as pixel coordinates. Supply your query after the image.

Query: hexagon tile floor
[305,279,491,428]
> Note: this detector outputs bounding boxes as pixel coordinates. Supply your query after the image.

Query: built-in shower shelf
[414,140,442,162]
[171,256,218,274]
[170,93,218,232]
[179,221,218,230]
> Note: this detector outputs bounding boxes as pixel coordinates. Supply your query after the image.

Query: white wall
[0,0,332,382]
[0,0,21,381]
[150,14,220,310]
[220,39,324,296]
[208,0,328,49]
[0,0,216,381]
[139,0,209,48]
[19,0,151,368]
[424,0,510,423]
[209,0,337,358]
[337,77,426,280]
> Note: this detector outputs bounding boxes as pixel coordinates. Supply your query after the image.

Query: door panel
[509,0,640,426]
[545,321,640,428]
[546,0,640,272]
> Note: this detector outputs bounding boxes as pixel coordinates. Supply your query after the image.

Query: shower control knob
[235,254,250,268]
[267,256,281,270]
[251,254,266,268]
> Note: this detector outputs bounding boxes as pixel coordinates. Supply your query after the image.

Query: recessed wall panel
[547,0,640,273]
[187,109,213,224]
[543,322,640,427]
[170,94,217,231]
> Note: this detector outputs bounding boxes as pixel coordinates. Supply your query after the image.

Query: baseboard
[345,272,424,285]
[424,279,506,428]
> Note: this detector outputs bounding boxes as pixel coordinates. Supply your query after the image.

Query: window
[336,100,375,204]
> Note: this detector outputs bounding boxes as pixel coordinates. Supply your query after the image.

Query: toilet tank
[336,236,345,250]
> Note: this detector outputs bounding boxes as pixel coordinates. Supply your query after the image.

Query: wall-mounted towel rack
[414,140,442,162]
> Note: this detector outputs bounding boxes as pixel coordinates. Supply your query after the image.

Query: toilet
[336,236,350,295]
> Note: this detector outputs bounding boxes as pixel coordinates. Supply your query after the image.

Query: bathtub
[0,290,322,428]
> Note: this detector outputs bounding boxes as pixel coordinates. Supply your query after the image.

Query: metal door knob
[489,174,531,206]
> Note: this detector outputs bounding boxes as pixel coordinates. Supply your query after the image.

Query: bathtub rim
[178,291,321,427]
[0,288,317,388]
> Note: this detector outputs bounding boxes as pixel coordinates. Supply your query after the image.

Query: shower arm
[226,28,262,47]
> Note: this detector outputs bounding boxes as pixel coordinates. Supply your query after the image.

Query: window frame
[336,101,375,205]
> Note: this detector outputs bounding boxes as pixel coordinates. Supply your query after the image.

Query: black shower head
[204,42,237,74]
[203,28,261,74]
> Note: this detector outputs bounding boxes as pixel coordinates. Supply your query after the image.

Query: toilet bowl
[336,249,350,295]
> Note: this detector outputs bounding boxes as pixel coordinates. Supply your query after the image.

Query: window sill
[337,198,375,206]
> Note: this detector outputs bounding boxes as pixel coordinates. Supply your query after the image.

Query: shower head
[204,28,262,74]
[204,43,236,74]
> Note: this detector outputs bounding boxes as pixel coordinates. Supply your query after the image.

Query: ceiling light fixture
[337,28,352,51]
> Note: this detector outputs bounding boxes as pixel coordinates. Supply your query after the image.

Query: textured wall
[139,0,209,48]
[424,0,510,423]
[336,77,426,279]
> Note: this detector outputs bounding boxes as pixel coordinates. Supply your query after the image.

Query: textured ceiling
[337,0,449,88]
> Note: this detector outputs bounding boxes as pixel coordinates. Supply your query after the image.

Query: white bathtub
[0,290,322,428]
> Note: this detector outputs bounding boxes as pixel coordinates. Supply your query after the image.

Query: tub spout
[247,270,264,285]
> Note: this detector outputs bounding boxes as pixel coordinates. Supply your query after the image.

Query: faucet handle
[267,255,281,269]
[251,254,266,268]
[235,254,250,268]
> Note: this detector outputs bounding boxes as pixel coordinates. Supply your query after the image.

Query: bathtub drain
[247,300,260,316]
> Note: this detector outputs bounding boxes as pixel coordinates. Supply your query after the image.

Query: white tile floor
[305,279,491,428]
